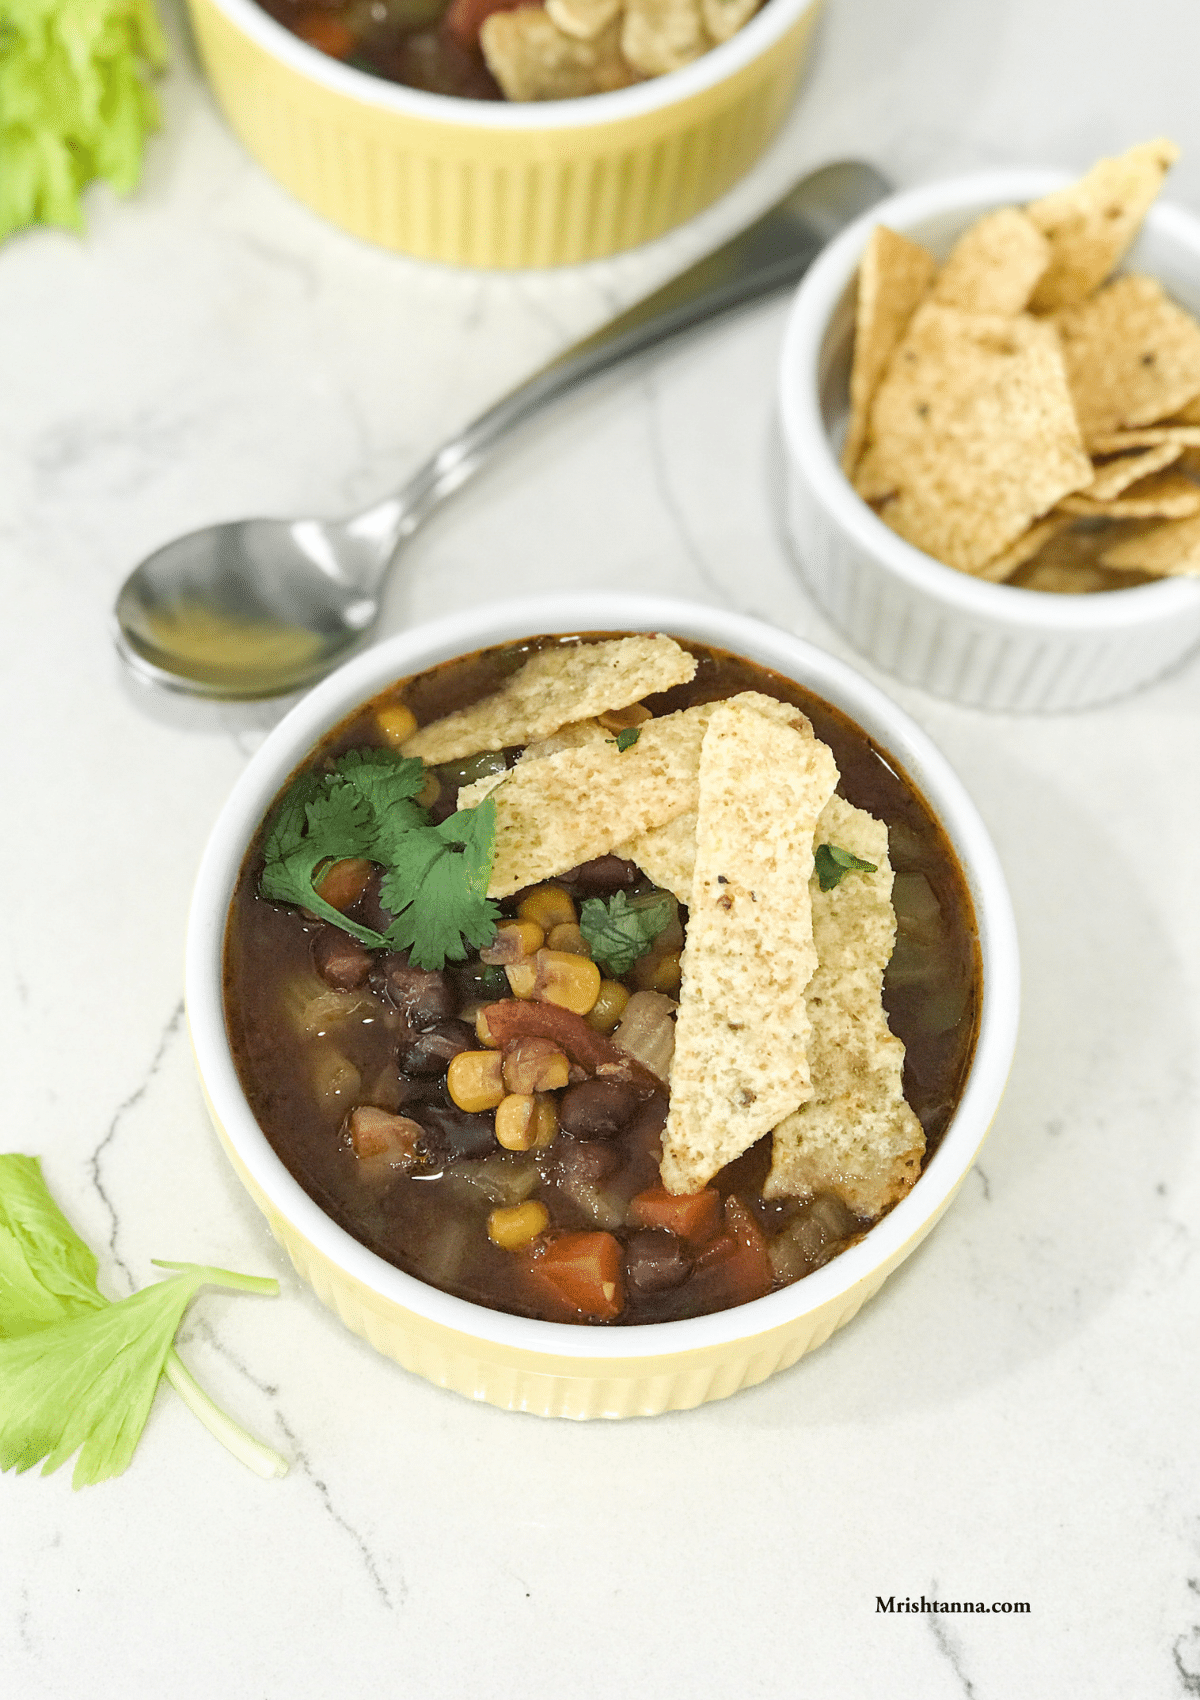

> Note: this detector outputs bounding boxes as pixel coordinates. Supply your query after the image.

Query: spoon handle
[350,161,890,566]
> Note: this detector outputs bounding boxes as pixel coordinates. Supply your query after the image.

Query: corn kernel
[503,1037,570,1094]
[505,960,538,999]
[447,1050,505,1112]
[517,885,577,932]
[530,1094,559,1149]
[487,1199,549,1251]
[376,704,418,747]
[585,979,630,1034]
[416,772,441,810]
[495,1093,536,1150]
[633,950,682,996]
[476,1006,500,1047]
[481,919,544,965]
[546,923,591,957]
[533,949,601,1015]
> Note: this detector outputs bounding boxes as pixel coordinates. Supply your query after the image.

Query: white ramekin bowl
[780,170,1200,712]
[187,594,1019,1417]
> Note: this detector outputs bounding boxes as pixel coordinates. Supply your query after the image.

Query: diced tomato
[628,1184,722,1246]
[693,1197,773,1307]
[537,1231,625,1321]
[443,0,526,49]
[294,13,355,58]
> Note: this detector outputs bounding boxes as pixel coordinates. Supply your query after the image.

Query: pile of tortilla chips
[406,634,925,1221]
[844,140,1200,592]
[480,0,761,101]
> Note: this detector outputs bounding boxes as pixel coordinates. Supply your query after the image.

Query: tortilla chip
[621,0,708,75]
[973,514,1071,582]
[1027,138,1180,311]
[1170,394,1200,426]
[1058,470,1200,519]
[765,796,923,1217]
[480,9,635,99]
[853,303,1091,573]
[545,0,621,37]
[1055,275,1200,441]
[931,207,1049,316]
[403,635,695,765]
[659,703,839,1195]
[1073,441,1184,499]
[472,702,717,897]
[1098,511,1200,576]
[615,810,697,904]
[842,226,936,476]
[1007,521,1153,592]
[1087,426,1200,452]
[701,0,758,41]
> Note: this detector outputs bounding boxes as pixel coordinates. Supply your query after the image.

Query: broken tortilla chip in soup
[480,8,634,100]
[842,225,936,477]
[545,0,622,37]
[931,207,1049,317]
[403,634,695,765]
[766,795,924,1218]
[1027,138,1180,311]
[853,303,1091,574]
[620,0,709,76]
[1055,275,1200,442]
[659,700,839,1195]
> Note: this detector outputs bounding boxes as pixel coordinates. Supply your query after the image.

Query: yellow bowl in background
[185,0,823,266]
[186,596,1020,1419]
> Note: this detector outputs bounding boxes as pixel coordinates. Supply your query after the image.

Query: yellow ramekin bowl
[185,0,823,266]
[186,595,1020,1418]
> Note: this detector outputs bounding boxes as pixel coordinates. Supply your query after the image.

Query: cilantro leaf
[814,843,878,892]
[380,799,500,969]
[0,1156,286,1487]
[578,889,675,978]
[260,748,499,970]
[612,727,641,752]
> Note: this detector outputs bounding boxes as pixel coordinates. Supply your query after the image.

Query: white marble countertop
[3,1,1200,1694]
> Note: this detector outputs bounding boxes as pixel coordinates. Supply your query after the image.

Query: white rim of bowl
[780,170,1200,631]
[200,0,817,130]
[187,593,1020,1363]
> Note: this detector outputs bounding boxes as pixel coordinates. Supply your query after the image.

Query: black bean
[558,1078,642,1140]
[382,959,457,1030]
[549,1137,620,1188]
[312,928,373,990]
[565,855,641,895]
[400,1019,475,1077]
[626,1229,692,1293]
[417,1103,497,1161]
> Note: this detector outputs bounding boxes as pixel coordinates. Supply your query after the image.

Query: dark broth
[224,634,981,1324]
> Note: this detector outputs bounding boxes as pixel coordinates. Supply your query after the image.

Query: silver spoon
[113,160,889,700]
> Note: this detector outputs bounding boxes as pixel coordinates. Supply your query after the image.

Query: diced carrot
[443,0,525,48]
[314,856,373,912]
[294,13,355,58]
[628,1184,722,1246]
[537,1232,625,1320]
[479,998,659,1089]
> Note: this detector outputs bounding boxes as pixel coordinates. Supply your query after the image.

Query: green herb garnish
[579,889,674,978]
[0,1155,286,1488]
[259,747,499,969]
[1,0,167,243]
[611,727,641,752]
[814,843,878,892]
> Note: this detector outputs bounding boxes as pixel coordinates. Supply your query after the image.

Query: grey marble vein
[926,1608,979,1700]
[86,998,186,1289]
[271,1413,404,1611]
